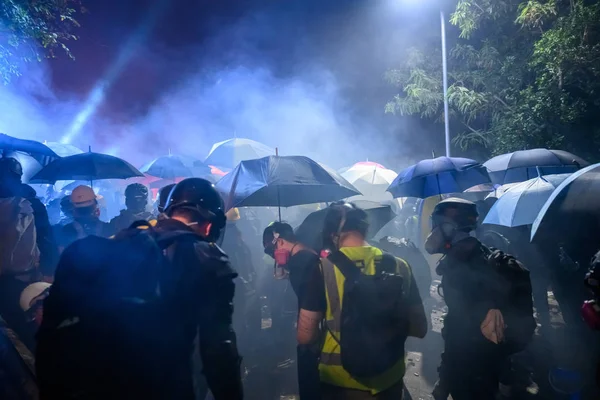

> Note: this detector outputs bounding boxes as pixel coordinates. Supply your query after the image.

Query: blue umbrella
[483,173,571,228]
[30,152,144,184]
[531,163,600,242]
[205,138,275,168]
[484,149,588,185]
[0,133,58,166]
[387,156,490,199]
[215,155,360,210]
[141,155,211,179]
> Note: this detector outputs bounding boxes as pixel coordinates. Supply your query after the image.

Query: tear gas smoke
[0,1,436,173]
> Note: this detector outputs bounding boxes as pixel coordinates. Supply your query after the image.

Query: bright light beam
[61,0,171,144]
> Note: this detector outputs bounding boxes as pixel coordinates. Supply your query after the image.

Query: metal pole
[441,10,451,157]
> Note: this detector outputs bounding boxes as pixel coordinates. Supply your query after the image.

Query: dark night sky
[44,0,460,166]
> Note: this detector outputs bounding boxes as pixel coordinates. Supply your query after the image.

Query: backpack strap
[328,251,362,281]
[320,257,342,333]
[375,252,398,275]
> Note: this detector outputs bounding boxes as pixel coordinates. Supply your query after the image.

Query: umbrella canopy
[387,156,490,199]
[215,155,361,210]
[483,174,571,228]
[0,133,58,166]
[342,162,399,204]
[44,142,84,157]
[205,138,275,168]
[531,163,600,244]
[30,152,144,184]
[484,149,589,185]
[295,200,396,251]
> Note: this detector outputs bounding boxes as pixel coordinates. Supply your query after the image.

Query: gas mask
[424,215,473,255]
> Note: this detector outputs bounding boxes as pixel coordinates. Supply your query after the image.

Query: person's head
[424,197,479,255]
[263,221,297,264]
[157,183,176,214]
[0,157,23,192]
[164,178,226,241]
[70,185,100,221]
[125,183,149,213]
[322,201,369,251]
[20,282,51,327]
[60,195,74,219]
[226,207,241,223]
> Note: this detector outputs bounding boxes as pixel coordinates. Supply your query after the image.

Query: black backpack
[323,250,409,378]
[36,221,199,400]
[481,246,537,353]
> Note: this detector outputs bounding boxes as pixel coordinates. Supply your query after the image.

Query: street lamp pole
[440,10,451,157]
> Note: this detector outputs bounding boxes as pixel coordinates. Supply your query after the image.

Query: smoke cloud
[0,1,435,175]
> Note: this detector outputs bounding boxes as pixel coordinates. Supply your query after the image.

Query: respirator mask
[424,214,473,255]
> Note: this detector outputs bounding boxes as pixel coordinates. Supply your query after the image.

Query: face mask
[274,248,291,266]
[582,300,600,330]
[424,222,472,255]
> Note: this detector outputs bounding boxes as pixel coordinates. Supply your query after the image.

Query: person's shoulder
[192,241,237,278]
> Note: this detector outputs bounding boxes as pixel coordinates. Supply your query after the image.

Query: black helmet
[165,178,226,241]
[322,201,369,250]
[125,183,149,199]
[157,183,176,214]
[0,157,23,179]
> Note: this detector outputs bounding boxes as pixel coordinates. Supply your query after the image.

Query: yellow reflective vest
[319,246,413,394]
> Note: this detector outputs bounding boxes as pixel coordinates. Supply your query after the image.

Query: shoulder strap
[327,251,362,280]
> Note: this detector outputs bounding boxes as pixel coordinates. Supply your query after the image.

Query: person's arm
[29,197,59,277]
[194,244,243,400]
[297,257,326,345]
[406,269,428,339]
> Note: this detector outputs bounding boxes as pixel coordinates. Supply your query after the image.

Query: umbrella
[0,133,58,166]
[531,163,600,243]
[140,155,212,179]
[44,142,84,157]
[483,173,571,228]
[387,156,490,199]
[341,161,400,204]
[30,152,144,184]
[295,200,396,251]
[205,138,275,168]
[484,149,589,185]
[215,155,361,211]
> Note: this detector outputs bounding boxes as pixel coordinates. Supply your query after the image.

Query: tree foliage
[386,0,600,160]
[0,0,84,84]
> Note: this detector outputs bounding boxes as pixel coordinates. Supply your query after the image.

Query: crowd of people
[0,153,599,400]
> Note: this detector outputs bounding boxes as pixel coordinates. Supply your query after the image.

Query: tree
[0,0,84,84]
[386,0,600,160]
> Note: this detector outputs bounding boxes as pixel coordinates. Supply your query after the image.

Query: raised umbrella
[531,163,600,249]
[30,151,143,185]
[140,154,212,179]
[483,173,571,228]
[484,148,589,185]
[342,161,398,203]
[205,138,275,169]
[215,155,361,215]
[387,156,490,199]
[0,133,58,166]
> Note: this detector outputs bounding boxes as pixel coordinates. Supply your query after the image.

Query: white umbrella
[341,161,398,203]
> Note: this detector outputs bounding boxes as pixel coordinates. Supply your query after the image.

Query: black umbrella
[0,133,59,166]
[295,200,396,251]
[215,155,361,212]
[484,148,589,185]
[531,163,600,251]
[30,152,143,184]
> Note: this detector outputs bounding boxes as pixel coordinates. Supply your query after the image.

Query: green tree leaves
[386,0,600,160]
[0,0,84,84]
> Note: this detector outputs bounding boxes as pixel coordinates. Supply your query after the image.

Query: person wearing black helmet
[0,157,58,278]
[155,183,175,219]
[160,177,243,400]
[109,183,154,233]
[426,198,535,400]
